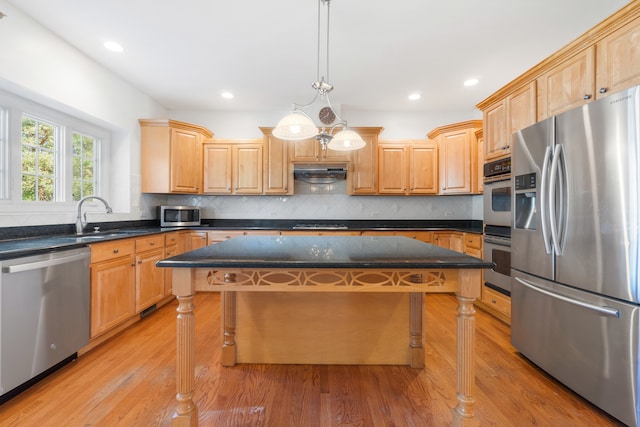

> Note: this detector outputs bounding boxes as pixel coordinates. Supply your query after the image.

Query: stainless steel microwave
[159,206,201,227]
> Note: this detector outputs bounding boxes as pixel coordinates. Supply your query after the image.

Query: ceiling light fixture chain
[272,0,366,152]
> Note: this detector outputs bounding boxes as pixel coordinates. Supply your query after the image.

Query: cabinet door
[377,145,407,194]
[350,133,377,194]
[263,133,291,194]
[170,128,202,193]
[507,81,537,142]
[136,247,166,312]
[90,256,136,337]
[596,16,640,98]
[164,245,177,296]
[291,138,319,161]
[439,130,472,194]
[537,47,596,119]
[203,144,232,194]
[484,101,507,161]
[433,231,464,252]
[234,144,263,194]
[408,144,438,194]
[188,231,208,250]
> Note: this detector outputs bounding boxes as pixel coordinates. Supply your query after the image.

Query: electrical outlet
[445,211,454,217]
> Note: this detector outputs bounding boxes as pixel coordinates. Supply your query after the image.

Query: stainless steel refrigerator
[511,85,640,426]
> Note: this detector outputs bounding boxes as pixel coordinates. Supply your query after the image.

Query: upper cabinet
[139,119,213,194]
[428,120,482,195]
[290,137,350,162]
[260,128,293,195]
[537,47,595,119]
[377,140,438,195]
[483,81,536,161]
[477,3,640,159]
[349,127,383,195]
[596,15,640,97]
[203,139,263,195]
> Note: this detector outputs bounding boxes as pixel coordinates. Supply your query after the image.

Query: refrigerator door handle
[540,146,553,254]
[548,144,565,255]
[514,277,620,318]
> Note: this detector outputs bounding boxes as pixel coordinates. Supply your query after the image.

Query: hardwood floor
[0,293,623,426]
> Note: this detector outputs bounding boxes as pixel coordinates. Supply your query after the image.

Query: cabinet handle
[150,241,155,246]
[491,299,497,304]
[138,260,142,264]
[583,94,592,100]
[599,87,607,94]
[131,262,136,266]
[113,249,119,254]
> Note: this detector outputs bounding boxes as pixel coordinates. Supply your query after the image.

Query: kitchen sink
[76,230,145,241]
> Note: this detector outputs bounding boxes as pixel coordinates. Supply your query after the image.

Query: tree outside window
[21,116,57,201]
[72,132,97,201]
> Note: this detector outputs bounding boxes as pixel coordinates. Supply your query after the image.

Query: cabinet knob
[138,260,142,264]
[491,299,497,304]
[113,249,119,254]
[599,87,607,94]
[150,241,155,246]
[583,94,592,100]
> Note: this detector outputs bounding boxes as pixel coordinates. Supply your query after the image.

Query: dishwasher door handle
[2,252,90,274]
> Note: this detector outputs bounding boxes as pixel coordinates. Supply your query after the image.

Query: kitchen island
[158,235,492,426]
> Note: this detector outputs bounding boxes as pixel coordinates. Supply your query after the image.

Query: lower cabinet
[134,234,166,313]
[89,240,136,338]
[432,231,464,252]
[89,233,172,340]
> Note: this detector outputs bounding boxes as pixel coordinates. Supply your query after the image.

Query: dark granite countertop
[157,235,493,270]
[0,219,483,260]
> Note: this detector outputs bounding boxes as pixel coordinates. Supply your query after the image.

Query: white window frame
[0,89,111,213]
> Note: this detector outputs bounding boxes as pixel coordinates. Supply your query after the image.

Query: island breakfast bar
[158,235,493,426]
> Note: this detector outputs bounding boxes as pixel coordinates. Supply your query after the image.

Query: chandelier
[272,0,365,152]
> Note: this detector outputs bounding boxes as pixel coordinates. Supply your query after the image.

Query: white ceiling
[4,0,631,117]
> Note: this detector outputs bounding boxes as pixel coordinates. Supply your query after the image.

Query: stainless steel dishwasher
[0,247,90,403]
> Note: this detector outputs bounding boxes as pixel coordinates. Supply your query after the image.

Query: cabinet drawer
[165,232,179,246]
[482,286,511,316]
[464,233,482,249]
[208,230,245,242]
[90,239,135,263]
[135,234,164,252]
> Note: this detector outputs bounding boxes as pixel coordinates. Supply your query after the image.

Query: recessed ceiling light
[103,41,123,53]
[464,78,479,87]
[408,93,421,101]
[220,91,234,100]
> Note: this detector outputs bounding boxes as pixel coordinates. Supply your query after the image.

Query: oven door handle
[483,237,511,247]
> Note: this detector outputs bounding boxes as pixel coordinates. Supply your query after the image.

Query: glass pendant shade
[272,112,319,140]
[327,129,366,151]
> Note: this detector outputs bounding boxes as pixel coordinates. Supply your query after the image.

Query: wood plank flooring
[0,293,624,426]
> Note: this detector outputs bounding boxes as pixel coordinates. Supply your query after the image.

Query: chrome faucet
[76,196,113,234]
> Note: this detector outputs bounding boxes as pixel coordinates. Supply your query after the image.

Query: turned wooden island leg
[452,269,481,427]
[408,292,425,368]
[172,268,198,427]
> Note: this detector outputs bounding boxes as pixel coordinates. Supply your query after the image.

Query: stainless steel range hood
[293,164,347,184]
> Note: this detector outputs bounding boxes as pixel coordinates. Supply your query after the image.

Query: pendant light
[272,0,365,151]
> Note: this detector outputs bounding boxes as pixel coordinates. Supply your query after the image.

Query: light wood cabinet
[377,140,438,195]
[134,234,165,313]
[348,127,383,195]
[432,231,464,253]
[290,137,350,162]
[537,47,596,120]
[260,128,293,195]
[139,119,213,194]
[463,232,483,258]
[203,140,263,195]
[362,230,433,243]
[481,286,512,320]
[484,81,537,162]
[475,129,484,193]
[89,240,136,338]
[428,121,482,195]
[187,231,208,250]
[596,15,640,98]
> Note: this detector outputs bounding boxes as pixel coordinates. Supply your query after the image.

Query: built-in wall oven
[483,157,512,295]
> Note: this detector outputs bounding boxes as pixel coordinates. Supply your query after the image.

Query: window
[71,131,98,201]
[0,88,110,208]
[21,115,59,201]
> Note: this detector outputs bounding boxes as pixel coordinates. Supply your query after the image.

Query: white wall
[0,0,483,227]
